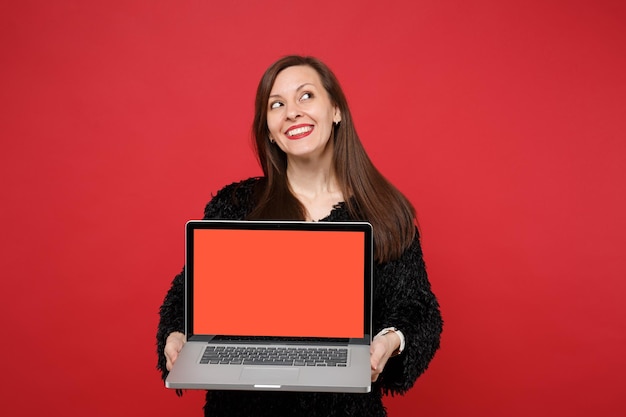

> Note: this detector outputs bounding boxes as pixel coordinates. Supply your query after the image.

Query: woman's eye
[301,92,312,101]
[269,101,283,110]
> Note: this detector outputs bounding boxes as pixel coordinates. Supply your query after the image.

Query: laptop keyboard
[200,345,348,367]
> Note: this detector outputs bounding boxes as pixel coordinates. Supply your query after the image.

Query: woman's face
[266,65,341,162]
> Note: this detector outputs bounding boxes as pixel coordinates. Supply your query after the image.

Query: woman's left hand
[370,331,400,382]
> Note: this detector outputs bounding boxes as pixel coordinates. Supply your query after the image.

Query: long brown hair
[248,55,416,263]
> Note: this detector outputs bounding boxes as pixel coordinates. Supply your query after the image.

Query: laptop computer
[165,220,373,393]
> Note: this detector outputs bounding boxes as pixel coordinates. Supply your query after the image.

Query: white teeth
[287,126,312,137]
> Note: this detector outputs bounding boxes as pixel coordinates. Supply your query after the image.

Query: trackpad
[240,367,300,384]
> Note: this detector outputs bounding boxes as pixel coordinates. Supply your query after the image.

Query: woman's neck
[287,165,338,198]
[286,156,344,221]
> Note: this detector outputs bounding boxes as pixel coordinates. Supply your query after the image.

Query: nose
[285,101,302,120]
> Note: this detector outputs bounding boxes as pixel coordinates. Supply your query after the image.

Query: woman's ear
[333,107,342,124]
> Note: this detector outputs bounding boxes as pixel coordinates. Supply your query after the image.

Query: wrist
[374,327,405,356]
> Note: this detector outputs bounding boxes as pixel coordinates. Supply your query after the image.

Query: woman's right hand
[164,331,186,371]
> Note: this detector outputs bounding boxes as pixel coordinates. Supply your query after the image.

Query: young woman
[157,55,443,416]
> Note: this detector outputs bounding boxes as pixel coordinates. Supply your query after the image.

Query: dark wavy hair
[248,55,416,263]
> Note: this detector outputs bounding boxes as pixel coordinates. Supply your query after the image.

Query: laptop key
[243,359,266,365]
[242,359,290,366]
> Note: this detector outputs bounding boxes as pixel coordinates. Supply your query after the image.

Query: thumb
[370,343,384,370]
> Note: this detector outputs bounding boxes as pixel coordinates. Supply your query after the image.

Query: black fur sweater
[157,177,443,416]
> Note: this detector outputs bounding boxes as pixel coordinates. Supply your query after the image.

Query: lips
[285,124,313,140]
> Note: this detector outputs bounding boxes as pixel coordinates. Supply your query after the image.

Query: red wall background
[2,1,625,415]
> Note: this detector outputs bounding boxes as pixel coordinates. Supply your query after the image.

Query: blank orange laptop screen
[192,229,365,338]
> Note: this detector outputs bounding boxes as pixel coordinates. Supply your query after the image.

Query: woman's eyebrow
[269,83,316,100]
[296,83,315,91]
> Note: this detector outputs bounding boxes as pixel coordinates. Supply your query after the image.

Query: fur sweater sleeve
[371,229,443,395]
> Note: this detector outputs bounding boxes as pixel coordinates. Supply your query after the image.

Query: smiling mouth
[286,125,313,139]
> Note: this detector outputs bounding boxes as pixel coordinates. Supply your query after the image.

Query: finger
[370,341,386,369]
[164,346,179,371]
[370,342,390,382]
[370,355,380,371]
[371,367,381,382]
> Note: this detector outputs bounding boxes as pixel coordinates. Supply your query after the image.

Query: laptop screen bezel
[184,220,373,345]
